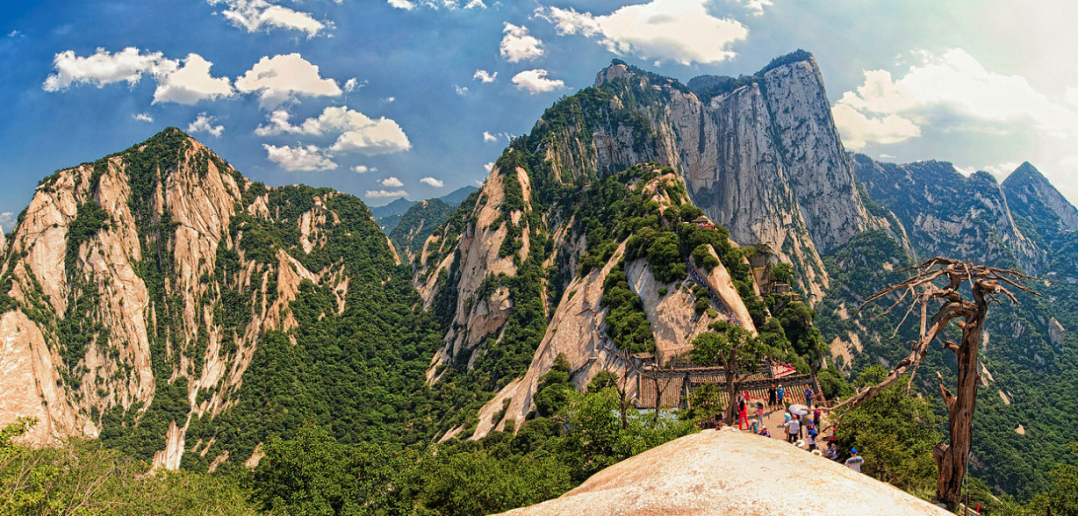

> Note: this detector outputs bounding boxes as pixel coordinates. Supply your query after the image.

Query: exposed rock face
[1048,318,1065,349]
[418,167,529,379]
[0,128,402,470]
[581,56,888,297]
[1002,162,1078,238]
[473,244,630,438]
[851,154,1042,271]
[418,56,866,437]
[421,164,759,440]
[497,429,951,516]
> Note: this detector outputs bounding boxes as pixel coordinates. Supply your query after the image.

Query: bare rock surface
[497,429,951,516]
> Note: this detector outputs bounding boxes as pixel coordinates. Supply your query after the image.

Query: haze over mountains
[1,50,1076,503]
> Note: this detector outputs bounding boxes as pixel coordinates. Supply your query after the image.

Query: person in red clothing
[737,393,749,429]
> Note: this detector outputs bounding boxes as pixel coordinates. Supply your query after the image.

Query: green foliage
[65,200,109,273]
[758,49,814,74]
[417,447,572,516]
[252,425,408,515]
[246,383,695,516]
[777,302,827,363]
[601,263,656,353]
[771,263,795,284]
[0,419,258,516]
[817,366,853,400]
[389,198,456,260]
[1027,444,1078,515]
[835,367,942,499]
[690,321,767,371]
[533,354,573,418]
[557,386,697,479]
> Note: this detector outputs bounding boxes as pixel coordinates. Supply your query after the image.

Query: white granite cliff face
[851,155,1043,271]
[420,169,758,440]
[421,57,884,437]
[0,130,361,471]
[586,58,887,298]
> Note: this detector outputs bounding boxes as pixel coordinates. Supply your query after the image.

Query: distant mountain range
[371,186,479,233]
[1,52,1075,500]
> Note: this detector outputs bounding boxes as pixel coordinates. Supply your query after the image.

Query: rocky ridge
[497,429,951,516]
[0,128,422,471]
[418,162,760,439]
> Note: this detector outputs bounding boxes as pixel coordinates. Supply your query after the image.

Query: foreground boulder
[496,429,950,516]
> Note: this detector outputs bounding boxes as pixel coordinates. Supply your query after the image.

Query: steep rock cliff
[418,158,766,440]
[850,154,1042,271]
[0,128,437,472]
[1002,162,1078,248]
[530,54,891,298]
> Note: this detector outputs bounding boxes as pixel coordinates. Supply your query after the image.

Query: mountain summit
[0,128,436,470]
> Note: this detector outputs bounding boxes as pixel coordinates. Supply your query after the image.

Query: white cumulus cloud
[421,177,444,187]
[473,69,497,83]
[133,113,154,123]
[152,54,234,105]
[388,0,485,10]
[208,0,327,37]
[344,78,360,92]
[834,48,1078,149]
[512,69,563,94]
[738,0,773,16]
[535,0,748,66]
[43,47,178,91]
[381,176,404,188]
[187,113,225,138]
[484,162,494,173]
[500,23,544,63]
[483,131,498,142]
[256,106,411,155]
[455,85,468,95]
[264,144,338,171]
[831,104,920,150]
[353,165,376,173]
[366,189,409,199]
[235,53,342,109]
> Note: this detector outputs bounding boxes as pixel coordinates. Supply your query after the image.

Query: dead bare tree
[828,257,1041,510]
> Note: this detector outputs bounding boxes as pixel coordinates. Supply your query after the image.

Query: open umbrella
[788,403,809,416]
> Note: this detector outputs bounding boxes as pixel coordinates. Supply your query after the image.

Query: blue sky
[3,0,1078,228]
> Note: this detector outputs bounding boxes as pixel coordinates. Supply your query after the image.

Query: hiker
[845,448,865,472]
[755,403,765,427]
[768,383,777,408]
[805,385,814,407]
[749,418,759,434]
[825,442,839,460]
[813,405,822,429]
[738,394,749,429]
[783,415,800,444]
[777,384,785,408]
[759,425,771,438]
[805,423,818,451]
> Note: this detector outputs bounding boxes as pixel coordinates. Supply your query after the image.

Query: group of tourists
[733,387,865,474]
[762,383,816,409]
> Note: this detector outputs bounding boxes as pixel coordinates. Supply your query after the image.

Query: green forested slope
[819,155,1078,498]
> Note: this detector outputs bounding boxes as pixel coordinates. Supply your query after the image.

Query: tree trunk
[936,295,987,509]
[724,354,739,426]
